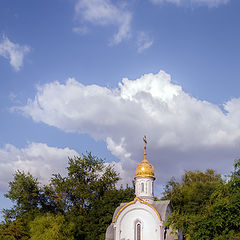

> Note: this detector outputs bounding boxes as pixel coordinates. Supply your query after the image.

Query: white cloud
[106,137,134,184]
[18,71,240,192]
[150,0,229,7]
[193,0,229,7]
[0,35,30,71]
[137,32,153,53]
[74,0,132,44]
[0,142,78,191]
[150,0,181,5]
[73,26,89,35]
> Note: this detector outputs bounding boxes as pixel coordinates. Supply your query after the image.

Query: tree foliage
[0,218,29,240]
[0,153,134,240]
[2,153,240,240]
[163,160,240,240]
[29,213,75,240]
[4,171,40,215]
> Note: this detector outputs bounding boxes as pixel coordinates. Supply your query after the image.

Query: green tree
[1,171,42,240]
[1,152,135,240]
[44,153,131,239]
[4,171,40,216]
[0,218,29,240]
[163,169,223,239]
[65,153,120,210]
[29,213,75,240]
[192,160,240,240]
[45,153,119,213]
[86,184,135,240]
[163,161,240,240]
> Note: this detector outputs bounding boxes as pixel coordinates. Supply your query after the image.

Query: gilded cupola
[135,136,155,178]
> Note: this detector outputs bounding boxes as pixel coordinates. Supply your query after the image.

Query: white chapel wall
[114,201,164,240]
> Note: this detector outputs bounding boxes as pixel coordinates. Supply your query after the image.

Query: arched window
[141,182,144,192]
[137,223,141,240]
[134,220,142,240]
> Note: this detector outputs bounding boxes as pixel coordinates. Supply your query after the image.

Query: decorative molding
[113,197,162,223]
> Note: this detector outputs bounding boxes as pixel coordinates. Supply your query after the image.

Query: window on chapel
[135,222,141,240]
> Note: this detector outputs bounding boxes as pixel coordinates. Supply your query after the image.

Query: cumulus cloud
[74,0,132,44]
[106,137,135,184]
[17,71,240,191]
[150,0,229,7]
[0,142,78,191]
[0,35,30,71]
[137,32,153,53]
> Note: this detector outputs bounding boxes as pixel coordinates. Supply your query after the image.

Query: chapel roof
[112,199,171,223]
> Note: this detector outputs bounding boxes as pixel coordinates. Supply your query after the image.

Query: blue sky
[1,0,240,213]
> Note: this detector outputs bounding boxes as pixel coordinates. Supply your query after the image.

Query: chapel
[105,136,182,240]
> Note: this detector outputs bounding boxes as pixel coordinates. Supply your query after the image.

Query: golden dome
[135,136,155,178]
[135,158,155,178]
